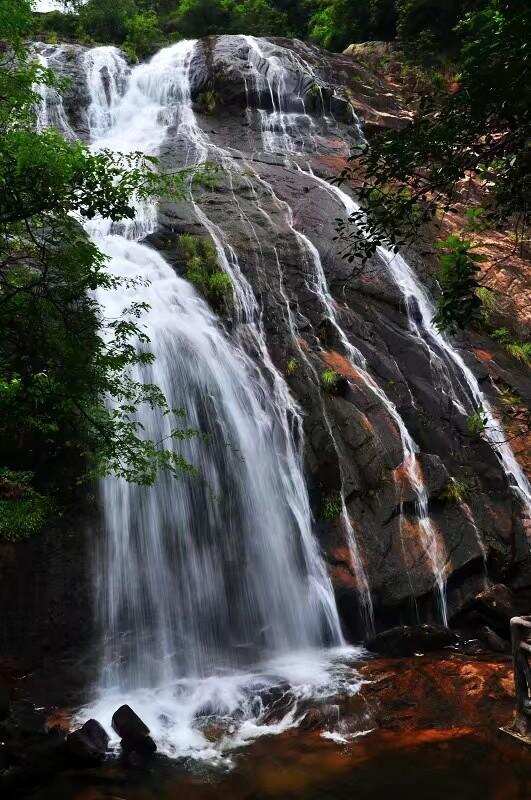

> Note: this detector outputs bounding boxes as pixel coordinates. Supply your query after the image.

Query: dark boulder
[112,705,156,759]
[478,625,510,654]
[120,733,157,756]
[65,718,109,766]
[464,584,518,638]
[112,704,150,741]
[366,624,458,657]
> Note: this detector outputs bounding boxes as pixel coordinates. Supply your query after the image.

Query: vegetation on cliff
[339,1,529,345]
[0,0,196,539]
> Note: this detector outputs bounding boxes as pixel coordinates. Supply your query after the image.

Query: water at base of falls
[78,646,364,762]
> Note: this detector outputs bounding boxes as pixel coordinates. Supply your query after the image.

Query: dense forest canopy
[36,1,487,57]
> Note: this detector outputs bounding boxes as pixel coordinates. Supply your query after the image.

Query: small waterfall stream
[240,36,531,519]
[242,36,450,623]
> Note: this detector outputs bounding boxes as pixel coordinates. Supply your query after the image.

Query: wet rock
[366,624,458,657]
[112,705,157,759]
[65,718,109,765]
[112,704,150,741]
[249,682,293,721]
[194,700,230,719]
[120,733,157,756]
[479,625,510,654]
[300,704,340,731]
[466,584,517,638]
[261,690,296,725]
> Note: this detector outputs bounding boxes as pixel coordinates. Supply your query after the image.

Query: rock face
[366,624,458,657]
[9,35,528,655]
[65,719,109,765]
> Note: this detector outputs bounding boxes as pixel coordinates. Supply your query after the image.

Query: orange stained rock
[322,349,366,382]
[45,706,73,732]
[473,348,494,363]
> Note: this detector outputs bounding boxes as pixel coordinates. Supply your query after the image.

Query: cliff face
[2,36,528,660]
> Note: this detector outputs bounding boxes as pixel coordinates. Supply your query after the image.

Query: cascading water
[307,168,531,520]
[242,36,450,623]
[34,31,529,761]
[240,33,530,618]
[38,41,359,759]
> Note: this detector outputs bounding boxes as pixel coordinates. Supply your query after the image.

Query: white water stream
[243,36,451,623]
[37,41,361,761]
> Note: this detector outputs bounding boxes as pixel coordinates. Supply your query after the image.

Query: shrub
[0,470,51,541]
[440,476,470,503]
[321,368,340,392]
[123,11,164,62]
[180,234,232,309]
[433,235,486,333]
[286,357,299,375]
[321,492,342,521]
[466,409,488,437]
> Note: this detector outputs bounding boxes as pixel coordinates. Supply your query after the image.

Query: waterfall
[33,31,529,759]
[38,42,354,759]
[242,36,450,624]
[240,37,530,521]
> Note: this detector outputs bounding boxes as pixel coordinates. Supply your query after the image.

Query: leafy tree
[338,1,529,333]
[166,0,233,38]
[123,10,164,60]
[432,236,485,333]
[78,0,138,44]
[229,0,290,36]
[0,0,196,538]
[308,0,396,51]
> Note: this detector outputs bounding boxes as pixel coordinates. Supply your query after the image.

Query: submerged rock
[300,704,340,731]
[366,625,458,657]
[65,718,109,765]
[478,625,510,654]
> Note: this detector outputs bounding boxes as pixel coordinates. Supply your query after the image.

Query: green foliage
[440,476,470,503]
[286,357,299,375]
[0,469,52,541]
[492,329,531,366]
[396,0,463,61]
[433,235,486,333]
[339,1,529,295]
[0,1,198,538]
[321,368,340,392]
[180,234,232,309]
[167,0,290,38]
[464,206,489,233]
[123,10,164,61]
[308,0,396,51]
[34,10,80,40]
[196,90,219,115]
[476,286,496,324]
[321,491,342,521]
[78,0,138,44]
[466,409,488,437]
